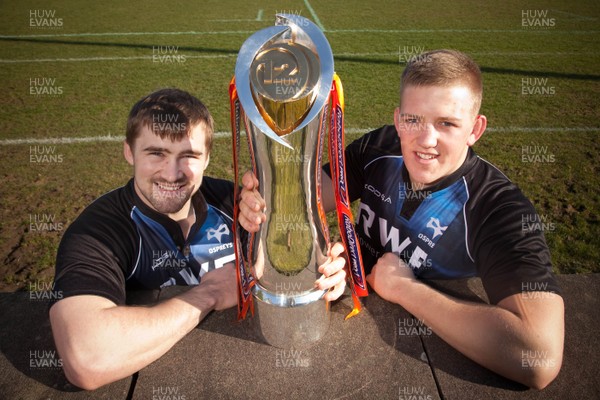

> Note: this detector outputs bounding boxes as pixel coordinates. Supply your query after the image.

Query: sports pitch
[0,0,598,290]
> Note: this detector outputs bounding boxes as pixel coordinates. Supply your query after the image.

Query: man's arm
[367,253,564,390]
[49,263,237,390]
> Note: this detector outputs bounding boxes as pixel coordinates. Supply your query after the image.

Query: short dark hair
[126,88,214,152]
[401,49,483,114]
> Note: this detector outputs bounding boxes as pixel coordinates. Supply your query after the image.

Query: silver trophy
[233,14,335,349]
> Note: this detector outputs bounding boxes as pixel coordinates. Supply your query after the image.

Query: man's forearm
[50,287,216,390]
[388,277,563,389]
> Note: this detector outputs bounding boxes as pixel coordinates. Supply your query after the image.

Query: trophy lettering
[230,14,367,349]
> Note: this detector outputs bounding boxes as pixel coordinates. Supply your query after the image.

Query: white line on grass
[0,31,255,39]
[0,28,597,39]
[211,9,265,22]
[303,0,326,31]
[3,50,597,64]
[550,9,598,21]
[0,54,236,63]
[2,127,598,146]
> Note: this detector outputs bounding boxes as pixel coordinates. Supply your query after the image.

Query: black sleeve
[52,188,137,307]
[53,231,127,306]
[470,186,561,305]
[200,176,235,218]
[324,125,401,203]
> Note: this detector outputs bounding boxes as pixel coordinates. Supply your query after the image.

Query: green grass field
[0,0,599,290]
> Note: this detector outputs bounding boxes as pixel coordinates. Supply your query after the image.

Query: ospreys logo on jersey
[207,223,229,242]
[426,217,448,239]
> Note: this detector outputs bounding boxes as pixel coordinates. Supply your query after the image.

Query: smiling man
[240,50,564,389]
[49,88,347,390]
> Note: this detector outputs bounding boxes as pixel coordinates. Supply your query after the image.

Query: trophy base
[252,283,330,349]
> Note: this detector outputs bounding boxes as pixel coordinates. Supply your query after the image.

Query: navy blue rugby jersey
[53,177,235,305]
[331,125,559,304]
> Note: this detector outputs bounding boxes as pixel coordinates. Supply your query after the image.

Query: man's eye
[440,121,456,127]
[404,118,418,124]
[150,152,163,157]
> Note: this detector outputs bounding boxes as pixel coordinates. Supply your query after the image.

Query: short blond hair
[401,49,483,114]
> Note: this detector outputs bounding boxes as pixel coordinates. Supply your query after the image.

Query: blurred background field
[0,0,598,290]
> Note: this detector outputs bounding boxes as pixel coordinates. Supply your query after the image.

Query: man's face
[124,123,210,219]
[395,84,486,188]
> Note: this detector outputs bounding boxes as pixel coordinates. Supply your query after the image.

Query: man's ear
[467,115,487,147]
[123,141,134,166]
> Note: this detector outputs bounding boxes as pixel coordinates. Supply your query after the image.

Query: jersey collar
[127,179,209,246]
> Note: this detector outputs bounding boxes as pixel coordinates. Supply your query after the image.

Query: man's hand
[315,242,347,302]
[184,263,238,312]
[238,171,266,233]
[366,252,415,302]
